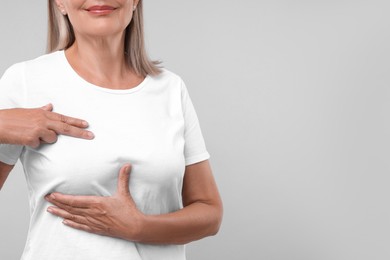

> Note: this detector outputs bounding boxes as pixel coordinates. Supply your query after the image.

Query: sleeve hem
[185,152,210,166]
[0,153,19,165]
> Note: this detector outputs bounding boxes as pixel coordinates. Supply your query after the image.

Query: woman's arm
[137,160,223,244]
[45,161,223,245]
[0,105,93,190]
[0,104,94,148]
[0,161,14,190]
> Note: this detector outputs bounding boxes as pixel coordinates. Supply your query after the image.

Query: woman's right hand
[0,104,94,148]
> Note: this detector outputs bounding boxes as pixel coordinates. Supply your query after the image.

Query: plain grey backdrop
[1,0,390,259]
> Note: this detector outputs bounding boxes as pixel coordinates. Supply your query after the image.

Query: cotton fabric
[0,51,210,260]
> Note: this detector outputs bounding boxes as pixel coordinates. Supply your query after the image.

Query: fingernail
[50,194,56,200]
[63,220,68,225]
[47,207,54,213]
[45,193,51,200]
[82,121,89,127]
[87,132,95,139]
[125,164,131,172]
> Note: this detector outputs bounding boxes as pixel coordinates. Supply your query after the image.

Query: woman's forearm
[0,106,93,148]
[0,161,14,190]
[135,201,223,245]
[45,162,223,245]
[133,160,224,245]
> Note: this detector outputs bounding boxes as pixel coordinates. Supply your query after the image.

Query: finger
[46,198,90,215]
[46,121,94,140]
[26,138,42,149]
[117,164,132,196]
[41,103,53,111]
[47,206,87,224]
[46,111,89,129]
[39,129,58,144]
[45,193,94,209]
[62,219,95,234]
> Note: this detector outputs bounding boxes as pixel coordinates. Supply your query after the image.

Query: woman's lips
[85,5,116,15]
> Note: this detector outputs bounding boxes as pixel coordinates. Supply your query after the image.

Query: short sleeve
[180,79,210,166]
[0,63,26,165]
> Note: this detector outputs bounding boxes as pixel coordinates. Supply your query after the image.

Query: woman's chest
[21,98,186,196]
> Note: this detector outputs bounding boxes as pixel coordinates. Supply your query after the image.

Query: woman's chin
[81,26,127,38]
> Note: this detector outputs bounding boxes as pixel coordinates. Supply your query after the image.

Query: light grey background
[1,0,390,259]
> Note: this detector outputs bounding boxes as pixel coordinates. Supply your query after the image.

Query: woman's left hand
[45,164,144,241]
[45,160,223,245]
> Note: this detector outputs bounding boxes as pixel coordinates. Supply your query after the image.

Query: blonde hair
[47,0,162,77]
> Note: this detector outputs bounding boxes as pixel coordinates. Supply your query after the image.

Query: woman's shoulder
[24,51,63,68]
[4,51,64,76]
[150,68,186,87]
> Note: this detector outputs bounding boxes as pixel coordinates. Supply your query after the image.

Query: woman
[0,0,223,259]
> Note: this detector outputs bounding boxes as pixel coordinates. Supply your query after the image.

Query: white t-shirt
[0,51,210,260]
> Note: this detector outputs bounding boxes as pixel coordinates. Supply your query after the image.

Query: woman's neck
[65,34,143,90]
